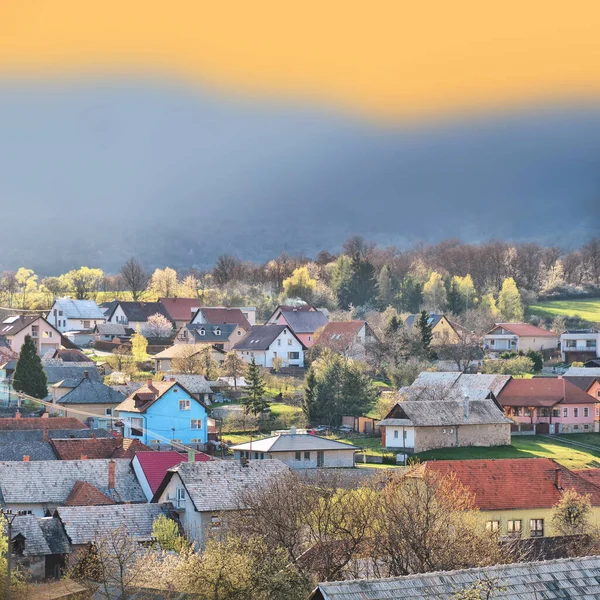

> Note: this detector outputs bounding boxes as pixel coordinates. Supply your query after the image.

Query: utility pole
[1,510,21,600]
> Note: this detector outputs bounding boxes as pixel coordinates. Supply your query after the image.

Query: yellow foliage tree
[282,266,317,303]
[131,327,149,364]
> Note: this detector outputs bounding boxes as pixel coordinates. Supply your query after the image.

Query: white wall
[233,449,355,468]
[384,426,416,450]
[237,328,304,368]
[131,455,153,502]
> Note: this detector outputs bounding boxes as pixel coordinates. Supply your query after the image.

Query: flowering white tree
[143,313,173,338]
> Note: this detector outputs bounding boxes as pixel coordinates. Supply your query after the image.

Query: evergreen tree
[347,254,378,307]
[13,334,48,399]
[416,310,435,359]
[243,358,269,416]
[377,264,394,307]
[303,366,319,421]
[396,276,423,313]
[446,279,462,315]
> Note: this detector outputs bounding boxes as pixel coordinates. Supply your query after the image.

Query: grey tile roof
[183,323,237,343]
[410,372,511,399]
[0,429,114,443]
[58,377,126,405]
[10,515,71,556]
[107,302,173,324]
[51,299,105,321]
[168,374,213,395]
[0,458,146,504]
[165,459,290,512]
[44,364,101,385]
[280,310,329,334]
[233,324,295,351]
[310,556,600,599]
[56,504,169,545]
[0,441,57,461]
[379,399,512,427]
[232,433,358,453]
[565,367,600,378]
[94,323,127,336]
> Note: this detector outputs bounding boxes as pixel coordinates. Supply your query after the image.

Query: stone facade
[413,423,511,453]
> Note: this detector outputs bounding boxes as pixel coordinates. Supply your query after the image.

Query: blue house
[115,379,208,446]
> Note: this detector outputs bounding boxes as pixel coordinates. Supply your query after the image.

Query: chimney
[240,456,249,467]
[43,429,48,442]
[147,378,153,389]
[463,394,470,420]
[41,413,49,419]
[23,455,30,462]
[108,460,116,490]
[290,426,297,435]
[188,450,195,463]
[84,370,89,379]
[81,455,87,460]
[555,468,563,490]
[90,432,96,439]
[14,411,21,419]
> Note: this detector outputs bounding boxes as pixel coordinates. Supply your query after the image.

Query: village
[0,240,599,598]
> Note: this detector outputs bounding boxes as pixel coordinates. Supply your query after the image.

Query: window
[31,325,39,337]
[105,408,113,416]
[304,451,311,460]
[295,451,301,461]
[254,452,259,459]
[149,439,161,445]
[288,338,292,346]
[574,408,579,418]
[308,336,312,341]
[191,419,202,429]
[210,515,222,529]
[238,330,242,335]
[273,352,277,358]
[191,438,203,443]
[199,329,205,336]
[179,400,191,411]
[58,310,63,316]
[277,339,281,346]
[288,352,300,360]
[485,521,500,532]
[584,407,589,418]
[507,520,522,537]
[394,430,399,439]
[176,487,185,509]
[514,407,521,417]
[564,408,569,418]
[566,339,577,348]
[552,408,560,417]
[83,320,90,329]
[530,519,544,537]
[43,331,53,338]
[539,408,550,417]
[131,417,144,437]
[523,408,531,417]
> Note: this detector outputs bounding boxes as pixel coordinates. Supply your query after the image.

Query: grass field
[528,298,600,323]
[415,435,600,470]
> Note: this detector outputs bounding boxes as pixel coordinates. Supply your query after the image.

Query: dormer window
[215,328,221,336]
[199,329,205,336]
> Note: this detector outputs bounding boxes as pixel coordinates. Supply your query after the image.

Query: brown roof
[194,307,250,329]
[426,458,600,510]
[50,437,151,460]
[159,298,202,322]
[64,480,116,507]
[313,321,365,351]
[0,417,88,431]
[498,377,597,407]
[488,323,558,337]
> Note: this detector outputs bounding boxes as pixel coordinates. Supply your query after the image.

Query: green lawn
[415,435,600,470]
[556,433,600,448]
[268,402,303,418]
[528,298,600,324]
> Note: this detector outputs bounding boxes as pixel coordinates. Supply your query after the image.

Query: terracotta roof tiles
[64,480,116,506]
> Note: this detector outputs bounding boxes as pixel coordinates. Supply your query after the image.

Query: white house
[152,459,290,543]
[233,324,306,368]
[47,299,105,333]
[560,329,600,363]
[231,430,358,469]
[484,323,559,356]
[104,301,173,332]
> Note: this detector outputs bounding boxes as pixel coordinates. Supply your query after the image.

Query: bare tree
[143,313,174,338]
[171,346,204,375]
[120,258,149,301]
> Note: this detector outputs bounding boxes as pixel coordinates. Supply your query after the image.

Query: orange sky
[1,1,600,116]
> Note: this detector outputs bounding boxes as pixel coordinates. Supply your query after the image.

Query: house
[115,379,209,446]
[54,504,170,551]
[166,374,214,404]
[0,316,61,355]
[560,329,600,363]
[498,377,599,434]
[408,372,511,401]
[45,349,94,364]
[47,299,105,333]
[44,364,102,402]
[0,439,58,461]
[233,324,306,368]
[159,298,204,329]
[312,320,377,359]
[268,306,329,348]
[104,301,174,333]
[191,307,251,330]
[93,322,133,342]
[55,373,126,427]
[152,459,290,543]
[379,396,512,453]
[565,368,600,402]
[10,515,71,581]
[405,312,464,344]
[0,458,146,516]
[174,323,243,351]
[424,458,600,538]
[309,556,600,599]
[49,437,150,460]
[231,430,358,468]
[132,450,213,501]
[484,323,559,355]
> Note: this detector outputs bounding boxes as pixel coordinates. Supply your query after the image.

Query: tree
[197,346,220,381]
[15,268,38,310]
[303,366,318,421]
[453,275,477,313]
[151,514,189,553]
[120,258,148,301]
[346,254,378,308]
[482,356,534,376]
[64,266,104,300]
[497,277,524,321]
[282,266,316,303]
[171,346,204,375]
[243,358,268,416]
[396,276,423,313]
[437,330,482,372]
[108,345,133,373]
[131,328,148,365]
[143,313,174,338]
[213,255,243,287]
[377,264,394,307]
[526,349,543,373]
[479,293,499,318]
[13,335,48,399]
[417,310,434,358]
[222,352,247,391]
[423,271,447,312]
[149,267,178,298]
[551,489,592,537]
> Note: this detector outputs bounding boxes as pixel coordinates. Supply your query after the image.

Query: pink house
[0,315,61,355]
[498,377,599,434]
[269,305,329,348]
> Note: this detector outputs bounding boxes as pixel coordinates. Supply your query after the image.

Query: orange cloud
[1,1,600,116]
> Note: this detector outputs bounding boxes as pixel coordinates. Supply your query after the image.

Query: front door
[317,451,324,467]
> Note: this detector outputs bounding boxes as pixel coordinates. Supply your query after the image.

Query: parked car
[337,425,353,434]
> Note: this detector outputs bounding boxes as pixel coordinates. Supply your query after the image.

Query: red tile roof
[313,321,365,351]
[0,417,88,431]
[134,450,212,494]
[159,298,202,322]
[64,480,116,506]
[574,469,600,488]
[498,377,597,407]
[425,458,600,510]
[488,323,558,338]
[195,307,250,330]
[50,437,151,460]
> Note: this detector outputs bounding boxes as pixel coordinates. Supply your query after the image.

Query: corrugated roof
[310,556,600,599]
[51,299,105,320]
[232,433,359,452]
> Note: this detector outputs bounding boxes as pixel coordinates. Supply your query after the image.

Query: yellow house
[425,458,600,538]
[405,313,462,344]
